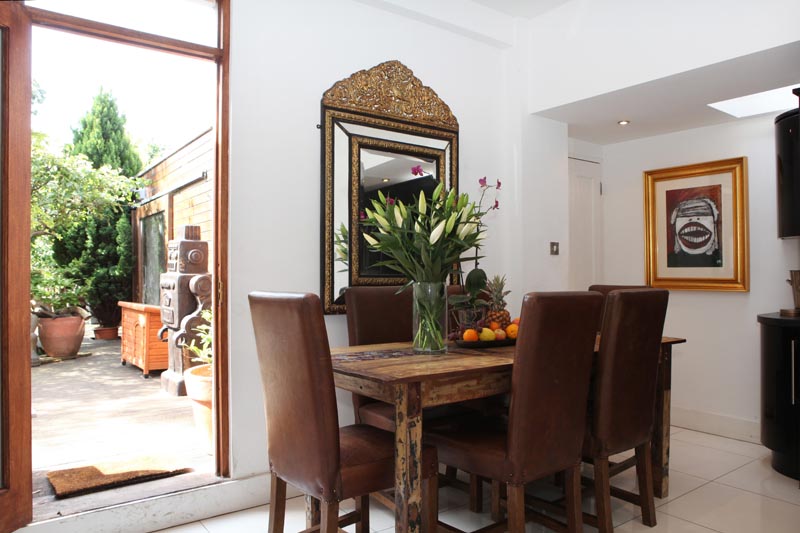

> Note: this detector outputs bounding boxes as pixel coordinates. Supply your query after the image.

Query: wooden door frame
[24,2,231,476]
[0,3,32,532]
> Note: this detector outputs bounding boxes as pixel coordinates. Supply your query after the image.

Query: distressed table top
[330,337,686,385]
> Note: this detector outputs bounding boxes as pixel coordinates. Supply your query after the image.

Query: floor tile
[670,426,686,435]
[660,482,800,533]
[611,511,719,532]
[671,429,769,459]
[609,466,707,506]
[716,455,800,506]
[669,439,754,480]
[438,505,498,532]
[200,504,271,533]
[154,523,209,533]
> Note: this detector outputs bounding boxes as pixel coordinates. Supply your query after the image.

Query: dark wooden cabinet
[759,312,800,480]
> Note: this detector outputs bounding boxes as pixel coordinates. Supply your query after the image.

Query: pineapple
[483,275,511,328]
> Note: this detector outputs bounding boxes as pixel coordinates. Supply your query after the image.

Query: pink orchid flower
[494,199,499,210]
[387,197,395,205]
[478,176,487,187]
[411,165,423,176]
[496,179,502,190]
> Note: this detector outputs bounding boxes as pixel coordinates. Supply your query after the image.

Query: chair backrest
[590,288,669,456]
[506,291,603,482]
[588,284,648,331]
[249,291,340,500]
[345,284,467,345]
[345,286,413,345]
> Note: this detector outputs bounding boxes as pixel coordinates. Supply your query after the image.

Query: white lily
[394,206,403,226]
[458,222,477,240]
[374,214,391,231]
[363,233,379,246]
[445,212,458,234]
[419,193,427,215]
[429,220,446,244]
[414,221,422,233]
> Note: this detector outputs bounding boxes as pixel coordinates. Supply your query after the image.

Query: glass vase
[412,281,448,354]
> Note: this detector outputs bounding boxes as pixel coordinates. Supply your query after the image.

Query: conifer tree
[71,89,143,177]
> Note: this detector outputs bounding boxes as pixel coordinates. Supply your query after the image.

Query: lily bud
[430,220,446,244]
[363,233,379,246]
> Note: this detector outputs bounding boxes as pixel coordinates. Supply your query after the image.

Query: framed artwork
[644,157,749,291]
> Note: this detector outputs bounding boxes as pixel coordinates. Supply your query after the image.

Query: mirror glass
[321,61,459,313]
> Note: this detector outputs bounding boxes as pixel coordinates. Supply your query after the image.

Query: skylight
[708,84,800,118]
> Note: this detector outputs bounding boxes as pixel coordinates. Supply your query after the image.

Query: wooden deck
[31,325,216,521]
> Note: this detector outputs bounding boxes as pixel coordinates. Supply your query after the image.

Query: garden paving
[31,325,215,520]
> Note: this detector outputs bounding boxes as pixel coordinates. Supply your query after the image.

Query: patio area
[31,324,217,521]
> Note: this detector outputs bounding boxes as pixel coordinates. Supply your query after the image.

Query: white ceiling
[467,2,800,146]
[535,41,800,145]
[470,0,571,19]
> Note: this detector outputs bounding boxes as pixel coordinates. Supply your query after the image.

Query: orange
[489,321,501,331]
[505,323,519,340]
[462,328,479,342]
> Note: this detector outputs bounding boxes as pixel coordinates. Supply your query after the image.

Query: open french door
[0,2,32,533]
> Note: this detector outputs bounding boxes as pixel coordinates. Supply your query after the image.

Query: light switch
[550,242,559,255]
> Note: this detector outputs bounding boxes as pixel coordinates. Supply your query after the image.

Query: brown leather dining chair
[588,284,647,331]
[582,288,669,533]
[425,291,603,533]
[249,291,439,533]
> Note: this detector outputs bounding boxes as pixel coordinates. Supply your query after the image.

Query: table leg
[395,382,423,533]
[652,344,672,498]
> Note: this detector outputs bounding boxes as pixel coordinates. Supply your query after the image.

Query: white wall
[227,0,533,478]
[525,0,800,112]
[600,115,800,440]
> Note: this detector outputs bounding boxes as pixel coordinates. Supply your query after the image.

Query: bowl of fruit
[453,275,519,348]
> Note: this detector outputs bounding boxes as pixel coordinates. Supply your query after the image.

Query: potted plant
[448,267,489,335]
[183,309,213,451]
[30,266,90,359]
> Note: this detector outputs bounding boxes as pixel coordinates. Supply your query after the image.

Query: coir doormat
[46,458,192,498]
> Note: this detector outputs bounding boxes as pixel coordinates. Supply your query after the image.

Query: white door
[568,157,602,290]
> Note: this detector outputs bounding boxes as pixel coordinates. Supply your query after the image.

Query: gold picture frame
[644,157,749,291]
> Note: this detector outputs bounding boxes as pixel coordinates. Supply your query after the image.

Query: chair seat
[424,415,508,482]
[339,424,438,500]
[358,401,477,433]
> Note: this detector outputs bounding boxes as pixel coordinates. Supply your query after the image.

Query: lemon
[478,327,496,342]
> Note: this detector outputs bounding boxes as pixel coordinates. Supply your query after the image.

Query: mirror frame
[321,60,459,314]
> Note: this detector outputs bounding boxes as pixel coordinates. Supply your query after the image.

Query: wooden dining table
[331,336,685,532]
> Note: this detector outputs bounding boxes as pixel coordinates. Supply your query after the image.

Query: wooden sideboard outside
[119,302,168,377]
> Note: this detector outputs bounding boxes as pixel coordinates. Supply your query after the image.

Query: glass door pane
[24,0,218,47]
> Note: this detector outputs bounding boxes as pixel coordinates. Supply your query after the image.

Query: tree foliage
[31,132,138,241]
[52,207,133,326]
[71,89,143,178]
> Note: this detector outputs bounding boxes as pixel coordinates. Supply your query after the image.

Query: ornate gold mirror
[321,60,459,314]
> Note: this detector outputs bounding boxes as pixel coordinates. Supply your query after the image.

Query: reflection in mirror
[321,60,459,313]
[351,137,446,283]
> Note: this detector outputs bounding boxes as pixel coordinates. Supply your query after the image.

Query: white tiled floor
[157,427,800,532]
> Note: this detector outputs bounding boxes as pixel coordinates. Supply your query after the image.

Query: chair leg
[305,494,321,528]
[635,442,657,527]
[355,495,369,533]
[268,473,286,533]
[490,479,504,522]
[507,484,526,533]
[564,465,583,533]
[320,500,339,533]
[469,473,483,512]
[593,458,614,533]
[422,472,439,532]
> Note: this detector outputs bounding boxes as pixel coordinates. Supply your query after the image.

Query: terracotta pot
[93,326,119,340]
[38,316,86,358]
[184,363,213,452]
